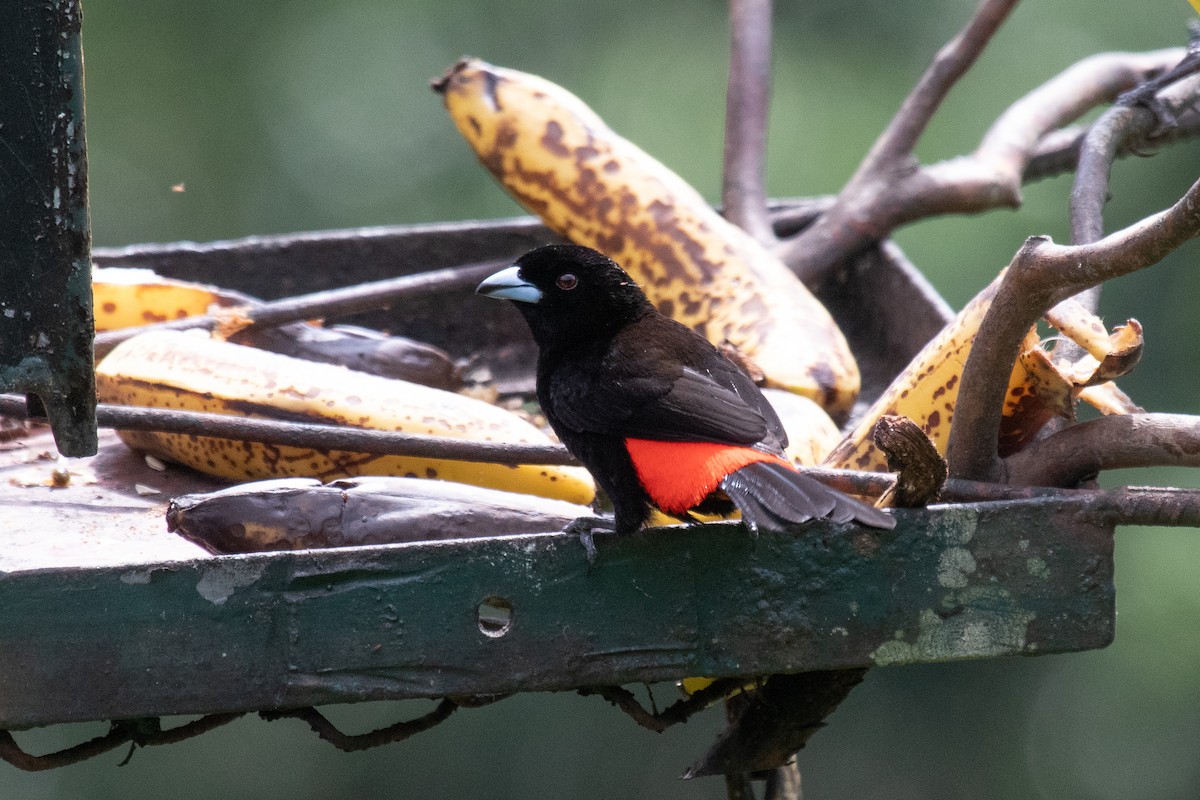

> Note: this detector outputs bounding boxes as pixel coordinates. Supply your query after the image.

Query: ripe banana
[93,267,232,330]
[167,476,594,553]
[434,59,861,420]
[93,267,461,389]
[761,388,842,467]
[824,273,1143,474]
[95,330,595,504]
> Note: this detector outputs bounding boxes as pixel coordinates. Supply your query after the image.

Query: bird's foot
[562,515,616,565]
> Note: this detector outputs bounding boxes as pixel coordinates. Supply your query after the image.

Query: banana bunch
[95,330,595,504]
[93,267,461,389]
[825,272,1143,474]
[434,59,860,420]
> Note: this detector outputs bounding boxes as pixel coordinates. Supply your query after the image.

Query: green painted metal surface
[0,0,96,456]
[0,497,1113,729]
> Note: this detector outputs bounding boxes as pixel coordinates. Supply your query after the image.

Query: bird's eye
[556,273,579,291]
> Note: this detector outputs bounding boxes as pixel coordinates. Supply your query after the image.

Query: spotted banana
[95,330,595,504]
[434,59,860,419]
[93,267,461,389]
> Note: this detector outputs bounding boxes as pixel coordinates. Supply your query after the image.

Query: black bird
[476,244,894,541]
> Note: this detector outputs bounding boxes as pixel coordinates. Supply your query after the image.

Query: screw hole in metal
[476,596,514,638]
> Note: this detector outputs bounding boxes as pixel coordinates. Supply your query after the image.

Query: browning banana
[434,58,860,419]
[168,476,593,553]
[95,330,595,504]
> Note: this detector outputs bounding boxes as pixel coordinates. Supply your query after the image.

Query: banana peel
[825,272,1144,474]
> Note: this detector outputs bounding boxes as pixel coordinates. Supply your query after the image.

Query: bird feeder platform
[0,218,1116,732]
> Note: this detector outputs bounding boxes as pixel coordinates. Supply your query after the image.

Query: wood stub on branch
[872,414,948,507]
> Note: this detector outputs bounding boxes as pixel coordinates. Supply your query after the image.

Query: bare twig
[863,0,1019,173]
[1060,68,1200,328]
[92,258,508,359]
[722,0,776,244]
[1004,414,1200,487]
[578,678,746,734]
[0,714,244,772]
[1025,104,1200,182]
[776,0,1019,278]
[946,176,1200,481]
[777,46,1184,283]
[259,701,460,752]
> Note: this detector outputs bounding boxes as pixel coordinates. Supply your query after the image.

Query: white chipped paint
[929,506,979,546]
[937,547,977,589]
[196,562,266,605]
[869,586,1036,666]
[1027,556,1050,580]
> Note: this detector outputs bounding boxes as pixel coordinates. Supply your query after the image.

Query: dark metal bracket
[0,0,96,456]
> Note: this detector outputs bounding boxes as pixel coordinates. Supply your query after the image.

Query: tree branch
[0,714,244,772]
[946,175,1200,481]
[722,0,776,244]
[863,0,1019,172]
[777,0,1018,278]
[260,701,461,752]
[777,46,1185,283]
[1024,104,1200,182]
[1050,68,1200,369]
[1004,414,1200,487]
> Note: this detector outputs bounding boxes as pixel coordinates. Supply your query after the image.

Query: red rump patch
[625,438,791,515]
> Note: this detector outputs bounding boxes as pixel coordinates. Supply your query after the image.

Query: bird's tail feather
[720,461,895,532]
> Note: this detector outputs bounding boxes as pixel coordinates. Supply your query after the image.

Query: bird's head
[476,244,653,346]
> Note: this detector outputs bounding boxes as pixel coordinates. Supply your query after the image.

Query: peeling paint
[119,569,154,585]
[870,587,1036,666]
[937,547,977,588]
[928,506,979,546]
[196,562,266,605]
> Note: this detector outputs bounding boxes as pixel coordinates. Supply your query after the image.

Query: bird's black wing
[543,317,786,448]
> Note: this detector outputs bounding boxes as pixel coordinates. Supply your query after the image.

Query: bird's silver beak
[476,265,543,304]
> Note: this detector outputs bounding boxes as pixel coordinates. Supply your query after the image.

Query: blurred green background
[7,0,1200,797]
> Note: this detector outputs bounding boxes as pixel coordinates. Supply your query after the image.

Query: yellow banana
[93,267,462,389]
[824,273,1143,474]
[761,388,842,467]
[96,330,595,504]
[434,58,860,420]
[93,267,232,331]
